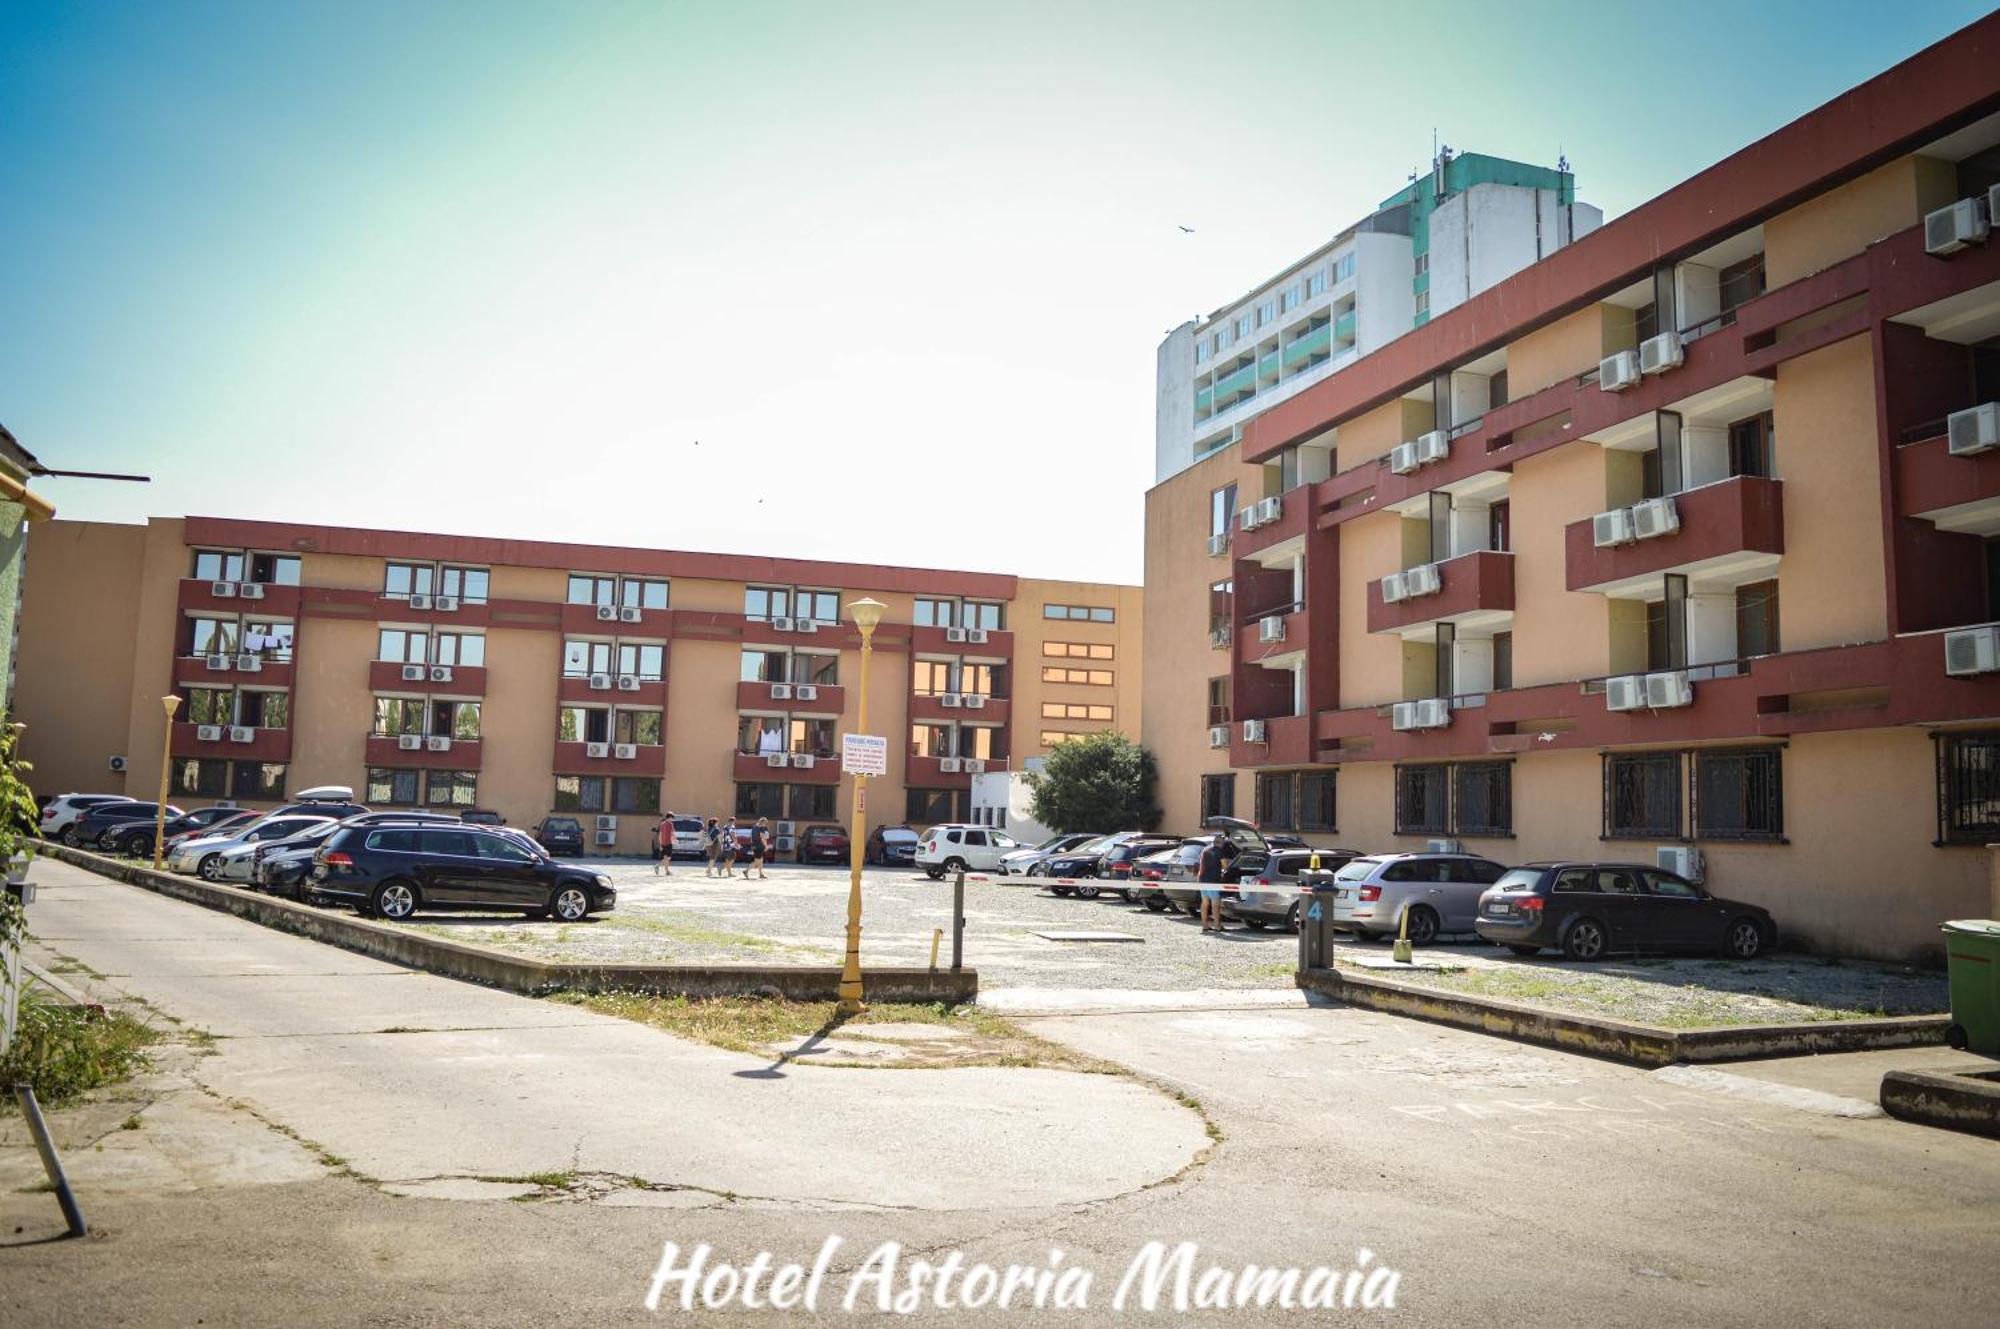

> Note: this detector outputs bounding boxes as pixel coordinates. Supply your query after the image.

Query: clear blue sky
[3,1,1990,584]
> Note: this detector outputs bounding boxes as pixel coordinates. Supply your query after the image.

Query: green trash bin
[1942,919,2000,1055]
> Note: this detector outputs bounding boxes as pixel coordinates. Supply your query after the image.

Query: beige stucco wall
[1508,304,1619,399]
[1016,578,1144,754]
[118,520,189,801]
[292,615,374,793]
[1337,398,1429,468]
[1771,335,1888,650]
[1763,154,1956,288]
[478,627,560,828]
[1336,510,1405,709]
[1510,442,1613,687]
[16,521,148,799]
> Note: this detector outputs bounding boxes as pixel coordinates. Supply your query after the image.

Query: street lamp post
[838,597,885,1015]
[152,695,180,870]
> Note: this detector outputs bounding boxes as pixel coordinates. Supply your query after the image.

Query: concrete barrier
[43,844,976,1005]
[1296,965,1946,1068]
[1881,1068,2000,1139]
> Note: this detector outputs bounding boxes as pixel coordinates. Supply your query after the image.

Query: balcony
[736,679,847,715]
[368,660,488,695]
[177,577,302,617]
[909,692,1010,725]
[1565,476,1784,595]
[555,739,667,777]
[908,624,1014,657]
[733,750,840,785]
[172,721,292,763]
[904,754,999,789]
[1367,550,1515,635]
[174,654,295,689]
[558,673,666,706]
[559,602,671,636]
[1229,712,1311,768]
[1281,324,1330,369]
[364,735,484,770]
[1898,428,2000,533]
[371,592,494,629]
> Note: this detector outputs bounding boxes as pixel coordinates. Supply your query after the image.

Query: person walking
[652,813,674,877]
[1197,833,1231,934]
[703,816,722,876]
[718,817,740,878]
[749,817,771,879]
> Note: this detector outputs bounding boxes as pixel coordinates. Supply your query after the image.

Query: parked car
[865,824,920,867]
[1473,862,1776,961]
[112,805,249,857]
[1226,847,1364,931]
[65,801,182,849]
[311,823,617,922]
[255,820,347,898]
[915,824,1022,878]
[213,816,339,882]
[535,816,586,856]
[460,809,505,826]
[1031,833,1128,892]
[1096,834,1186,899]
[167,814,345,880]
[796,823,849,864]
[40,794,133,839]
[1324,852,1509,944]
[998,832,1098,876]
[1161,817,1272,914]
[1127,842,1200,910]
[658,813,706,858]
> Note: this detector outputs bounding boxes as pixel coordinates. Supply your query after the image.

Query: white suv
[915,824,1022,879]
[40,794,134,838]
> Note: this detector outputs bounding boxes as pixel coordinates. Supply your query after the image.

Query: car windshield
[1333,859,1379,882]
[1073,836,1120,854]
[1494,869,1543,892]
[883,829,918,843]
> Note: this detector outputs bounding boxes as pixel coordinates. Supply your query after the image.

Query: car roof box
[294,784,356,802]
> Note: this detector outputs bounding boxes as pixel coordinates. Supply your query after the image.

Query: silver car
[168,814,340,880]
[1326,852,1508,944]
[1226,848,1363,930]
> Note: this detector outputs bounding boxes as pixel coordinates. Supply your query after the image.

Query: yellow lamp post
[153,695,180,870]
[837,597,885,1015]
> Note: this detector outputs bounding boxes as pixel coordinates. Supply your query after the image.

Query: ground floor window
[1604,752,1682,838]
[1393,765,1450,836]
[553,774,607,812]
[907,788,962,824]
[612,777,659,815]
[368,768,421,806]
[790,785,835,819]
[232,761,287,802]
[736,783,785,819]
[1200,774,1235,822]
[1299,771,1337,832]
[1452,762,1512,837]
[171,757,228,799]
[1692,747,1783,841]
[426,771,478,807]
[1255,772,1297,831]
[1940,732,2000,845]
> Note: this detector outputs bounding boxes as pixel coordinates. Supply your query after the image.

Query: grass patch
[1366,964,1913,1029]
[0,983,160,1110]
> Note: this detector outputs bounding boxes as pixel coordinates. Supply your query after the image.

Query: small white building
[969,760,1052,845]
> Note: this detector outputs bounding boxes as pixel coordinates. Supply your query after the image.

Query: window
[248,553,300,585]
[741,715,787,754]
[1043,667,1113,686]
[1604,752,1682,839]
[1393,765,1450,836]
[613,778,660,814]
[192,550,246,582]
[1413,252,1429,277]
[1693,747,1783,842]
[1728,412,1774,478]
[910,723,952,758]
[1281,284,1301,313]
[564,639,614,678]
[614,711,663,746]
[1307,270,1328,298]
[1257,299,1277,327]
[744,586,791,621]
[960,726,999,760]
[1040,731,1080,747]
[477,835,535,864]
[906,788,959,824]
[1452,763,1513,837]
[435,632,485,667]
[1719,253,1766,315]
[374,698,426,736]
[189,617,238,656]
[1491,632,1513,691]
[378,629,428,664]
[1256,773,1297,831]
[366,768,420,806]
[233,761,287,801]
[790,785,835,819]
[621,578,669,610]
[1042,603,1114,623]
[791,718,837,756]
[1207,677,1231,726]
[1414,290,1430,318]
[241,620,293,661]
[568,574,616,606]
[559,707,610,744]
[249,692,289,729]
[1300,771,1336,832]
[1043,641,1114,660]
[1939,733,2000,845]
[1234,315,1252,339]
[384,562,435,599]
[739,648,786,683]
[964,601,1003,631]
[1210,482,1238,538]
[1335,254,1354,283]
[960,662,997,697]
[736,783,786,818]
[554,775,606,812]
[791,589,839,625]
[914,598,955,628]
[618,643,665,680]
[184,687,232,726]
[1200,774,1235,821]
[436,701,480,739]
[1736,581,1780,659]
[913,660,954,696]
[439,566,489,603]
[1041,703,1112,721]
[799,652,838,685]
[1195,341,1209,365]
[171,758,228,798]
[426,771,478,807]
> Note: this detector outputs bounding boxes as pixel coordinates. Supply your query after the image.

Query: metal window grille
[1604,752,1681,838]
[1200,775,1235,822]
[1394,764,1449,836]
[1939,733,2000,846]
[1692,747,1783,841]
[1452,762,1513,837]
[1300,771,1337,832]
[1256,773,1297,832]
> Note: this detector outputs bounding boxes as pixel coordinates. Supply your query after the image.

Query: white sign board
[841,733,888,777]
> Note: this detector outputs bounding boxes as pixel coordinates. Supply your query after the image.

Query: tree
[1025,732,1162,834]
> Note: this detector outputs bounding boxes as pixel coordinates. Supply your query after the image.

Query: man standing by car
[653,812,674,877]
[1196,833,1232,934]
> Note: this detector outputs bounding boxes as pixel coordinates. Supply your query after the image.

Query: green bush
[0,982,158,1108]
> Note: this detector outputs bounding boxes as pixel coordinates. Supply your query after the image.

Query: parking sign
[841,733,888,777]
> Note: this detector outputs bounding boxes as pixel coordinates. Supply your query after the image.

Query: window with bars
[1255,772,1296,831]
[1605,752,1682,839]
[1452,763,1512,837]
[1692,747,1783,841]
[1200,774,1235,822]
[1300,770,1336,832]
[1394,765,1450,836]
[1939,732,2000,845]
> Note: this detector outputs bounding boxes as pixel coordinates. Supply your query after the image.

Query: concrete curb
[1295,965,1945,1068]
[1880,1068,2000,1139]
[41,843,977,1004]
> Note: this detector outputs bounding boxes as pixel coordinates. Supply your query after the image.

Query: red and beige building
[18,516,1139,854]
[1143,16,2000,960]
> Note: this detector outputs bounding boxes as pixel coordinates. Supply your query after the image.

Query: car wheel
[1141,896,1167,912]
[197,854,224,881]
[1240,916,1269,931]
[924,867,944,881]
[549,885,591,922]
[1723,918,1765,960]
[371,879,418,922]
[1285,902,1302,934]
[1115,888,1133,902]
[1050,885,1075,897]
[1562,917,1608,962]
[1403,905,1440,946]
[1945,1022,1969,1051]
[1506,944,1541,957]
[1074,883,1102,900]
[61,826,84,847]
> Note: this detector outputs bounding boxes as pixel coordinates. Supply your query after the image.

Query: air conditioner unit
[795,684,818,701]
[206,653,231,671]
[941,693,963,708]
[771,616,796,632]
[1631,496,1681,540]
[1258,615,1286,643]
[619,606,642,622]
[1404,563,1442,598]
[196,724,223,742]
[613,674,639,692]
[1207,532,1230,557]
[410,594,432,610]
[1598,350,1641,392]
[1381,571,1407,604]
[235,654,262,672]
[401,663,426,681]
[1638,332,1684,375]
[770,682,793,700]
[1237,506,1258,531]
[1242,718,1267,743]
[795,619,819,634]
[109,755,128,772]
[946,626,968,642]
[1208,725,1229,748]
[429,666,453,683]
[938,757,962,773]
[1390,701,1418,731]
[776,821,796,836]
[963,759,986,774]
[1924,197,1990,256]
[1388,442,1419,475]
[791,753,815,769]
[1604,674,1648,711]
[765,753,788,768]
[1644,670,1695,709]
[426,736,451,752]
[965,627,988,644]
[435,596,458,613]
[1427,839,1464,855]
[1256,495,1282,524]
[963,693,986,709]
[1414,431,1448,465]
[586,741,610,758]
[595,604,617,621]
[596,815,618,830]
[398,734,423,750]
[1944,625,2000,677]
[1391,699,1450,731]
[211,581,237,598]
[588,673,612,690]
[237,582,264,600]
[614,743,637,760]
[594,830,617,847]
[1657,845,1705,883]
[1947,402,2000,457]
[1592,508,1637,547]
[1209,627,1231,649]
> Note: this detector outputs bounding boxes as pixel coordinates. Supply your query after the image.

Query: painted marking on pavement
[1649,1064,1885,1119]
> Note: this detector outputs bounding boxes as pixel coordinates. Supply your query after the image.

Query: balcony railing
[1564,476,1784,594]
[364,734,484,769]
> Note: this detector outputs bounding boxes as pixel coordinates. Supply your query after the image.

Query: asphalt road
[6,859,1999,1328]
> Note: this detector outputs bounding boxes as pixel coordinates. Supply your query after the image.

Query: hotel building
[18,517,1141,855]
[1143,15,2000,960]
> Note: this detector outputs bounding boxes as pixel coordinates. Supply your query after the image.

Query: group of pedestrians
[651,814,773,879]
